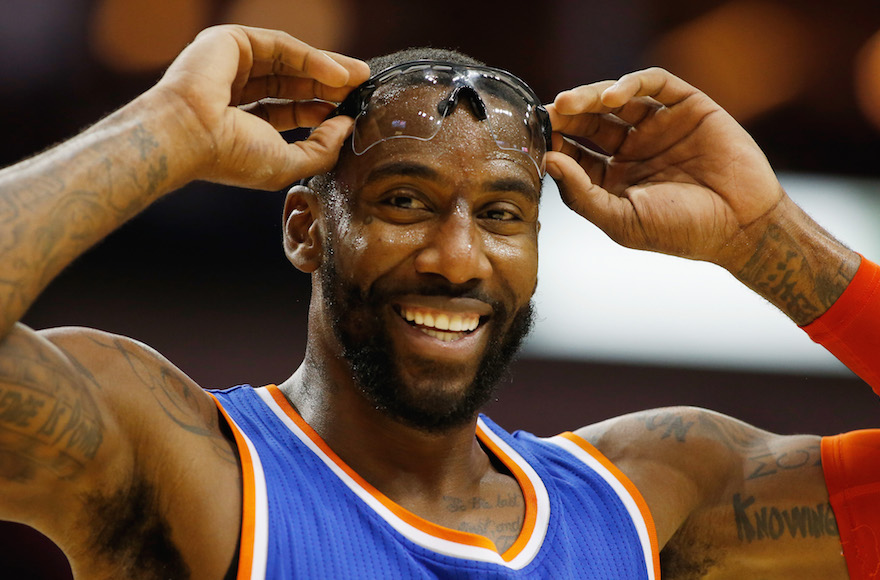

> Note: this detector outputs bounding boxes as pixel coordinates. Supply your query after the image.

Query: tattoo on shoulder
[86,336,235,465]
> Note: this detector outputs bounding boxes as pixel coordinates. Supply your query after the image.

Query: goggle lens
[341,62,550,177]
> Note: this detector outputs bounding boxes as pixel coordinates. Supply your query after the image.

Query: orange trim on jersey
[802,256,880,392]
[264,385,535,558]
[209,393,257,580]
[475,422,539,562]
[558,431,662,579]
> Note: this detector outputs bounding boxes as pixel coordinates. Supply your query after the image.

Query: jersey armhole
[549,432,661,580]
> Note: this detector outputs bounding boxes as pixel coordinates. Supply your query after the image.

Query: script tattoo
[443,491,524,553]
[733,493,837,542]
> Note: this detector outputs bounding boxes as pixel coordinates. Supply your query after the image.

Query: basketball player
[1,24,878,579]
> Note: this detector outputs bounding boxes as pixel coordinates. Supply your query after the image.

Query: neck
[278,353,494,503]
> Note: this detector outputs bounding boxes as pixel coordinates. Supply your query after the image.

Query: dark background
[3,0,880,576]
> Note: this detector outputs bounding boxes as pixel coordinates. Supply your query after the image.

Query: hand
[153,25,370,190]
[546,67,783,270]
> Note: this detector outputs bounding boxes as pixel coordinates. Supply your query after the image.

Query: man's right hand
[153,25,370,190]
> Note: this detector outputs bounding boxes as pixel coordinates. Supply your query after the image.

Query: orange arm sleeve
[822,431,880,579]
[802,257,880,393]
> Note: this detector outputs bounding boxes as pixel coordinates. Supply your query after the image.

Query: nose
[414,210,492,284]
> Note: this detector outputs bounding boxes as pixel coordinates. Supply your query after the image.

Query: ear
[283,184,323,273]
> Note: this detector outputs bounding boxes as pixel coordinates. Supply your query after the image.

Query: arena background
[2,0,880,576]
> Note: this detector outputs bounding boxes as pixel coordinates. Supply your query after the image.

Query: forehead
[338,103,541,191]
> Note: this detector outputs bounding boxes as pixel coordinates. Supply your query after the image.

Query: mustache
[368,276,508,314]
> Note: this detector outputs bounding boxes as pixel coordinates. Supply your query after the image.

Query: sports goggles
[334,61,552,178]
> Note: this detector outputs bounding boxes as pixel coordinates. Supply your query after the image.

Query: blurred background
[3,0,880,575]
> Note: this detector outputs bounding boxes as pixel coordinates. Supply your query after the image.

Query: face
[316,99,541,433]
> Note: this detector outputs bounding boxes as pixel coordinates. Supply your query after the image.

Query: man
[1,24,879,579]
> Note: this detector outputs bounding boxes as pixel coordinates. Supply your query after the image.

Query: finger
[545,150,630,235]
[601,67,698,109]
[235,26,369,89]
[248,47,370,88]
[552,80,619,117]
[240,99,337,131]
[608,97,664,126]
[546,104,630,156]
[551,135,609,190]
[214,25,367,104]
[237,75,356,106]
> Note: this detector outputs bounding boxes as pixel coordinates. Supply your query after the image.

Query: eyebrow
[364,161,440,185]
[484,177,540,203]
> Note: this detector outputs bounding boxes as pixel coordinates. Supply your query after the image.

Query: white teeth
[399,307,481,337]
[422,328,464,342]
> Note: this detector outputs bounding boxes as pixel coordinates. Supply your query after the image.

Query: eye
[385,194,428,210]
[479,203,522,222]
[482,208,519,221]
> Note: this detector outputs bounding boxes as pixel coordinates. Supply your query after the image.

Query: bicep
[579,407,849,578]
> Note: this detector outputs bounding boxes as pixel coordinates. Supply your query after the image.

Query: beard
[319,256,534,434]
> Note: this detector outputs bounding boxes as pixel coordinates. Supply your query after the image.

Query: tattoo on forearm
[737,224,854,324]
[733,493,837,542]
[0,122,169,330]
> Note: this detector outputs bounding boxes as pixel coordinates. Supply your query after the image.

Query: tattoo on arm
[0,333,104,481]
[0,122,169,331]
[745,444,821,481]
[736,224,856,325]
[82,336,236,465]
[733,493,837,542]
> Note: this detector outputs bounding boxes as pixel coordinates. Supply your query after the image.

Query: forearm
[0,89,203,335]
[727,193,860,326]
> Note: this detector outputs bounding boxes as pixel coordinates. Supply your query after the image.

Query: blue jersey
[210,385,659,579]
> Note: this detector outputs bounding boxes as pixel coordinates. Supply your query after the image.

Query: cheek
[484,233,539,297]
[337,222,429,276]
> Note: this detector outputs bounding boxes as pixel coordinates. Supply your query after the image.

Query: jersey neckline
[257,384,551,569]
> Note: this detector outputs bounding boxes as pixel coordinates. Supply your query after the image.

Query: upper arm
[576,406,849,579]
[0,324,126,526]
[0,323,233,532]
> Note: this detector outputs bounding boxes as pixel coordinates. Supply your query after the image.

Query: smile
[397,305,483,343]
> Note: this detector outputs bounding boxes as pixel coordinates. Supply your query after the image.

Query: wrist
[117,85,216,194]
[724,193,860,325]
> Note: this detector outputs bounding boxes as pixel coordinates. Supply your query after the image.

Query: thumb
[546,151,625,233]
[282,116,355,184]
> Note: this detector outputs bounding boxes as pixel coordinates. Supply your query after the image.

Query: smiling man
[2,24,880,580]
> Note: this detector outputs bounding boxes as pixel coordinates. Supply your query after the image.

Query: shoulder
[31,326,242,575]
[573,407,812,546]
[39,326,217,430]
